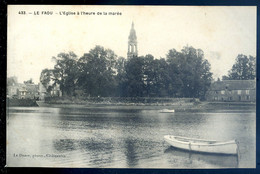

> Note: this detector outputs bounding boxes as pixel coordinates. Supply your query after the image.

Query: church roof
[128,22,137,40]
[209,80,256,91]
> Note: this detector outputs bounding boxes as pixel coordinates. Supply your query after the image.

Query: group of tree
[40,45,214,99]
[7,77,35,86]
[222,54,256,80]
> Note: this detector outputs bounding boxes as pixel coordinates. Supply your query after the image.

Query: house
[206,80,256,102]
[7,76,19,98]
[25,84,39,99]
[17,87,27,99]
[39,82,62,100]
[15,84,39,99]
[7,77,39,99]
[7,82,25,99]
[7,85,20,98]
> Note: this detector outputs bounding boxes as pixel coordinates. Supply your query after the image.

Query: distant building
[7,85,20,98]
[206,80,256,102]
[7,76,19,98]
[7,80,39,99]
[25,84,39,99]
[38,82,62,100]
[7,76,18,86]
[127,22,138,59]
[17,87,27,99]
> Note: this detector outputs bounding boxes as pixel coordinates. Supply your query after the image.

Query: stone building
[24,83,39,99]
[7,83,39,99]
[206,80,256,102]
[127,22,138,59]
[38,82,62,100]
[7,76,39,99]
[7,76,19,98]
[17,87,27,99]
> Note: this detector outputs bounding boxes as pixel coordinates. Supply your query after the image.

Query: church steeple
[127,22,138,59]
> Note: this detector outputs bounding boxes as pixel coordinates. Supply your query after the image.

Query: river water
[6,106,255,168]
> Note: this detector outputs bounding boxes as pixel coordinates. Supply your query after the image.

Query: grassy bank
[7,98,38,107]
[42,97,255,111]
[44,96,196,106]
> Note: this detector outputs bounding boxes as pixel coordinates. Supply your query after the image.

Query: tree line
[40,45,255,100]
[222,54,256,80]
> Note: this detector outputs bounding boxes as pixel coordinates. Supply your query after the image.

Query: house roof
[18,88,27,92]
[210,80,256,91]
[26,84,39,92]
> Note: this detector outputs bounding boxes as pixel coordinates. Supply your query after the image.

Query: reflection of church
[127,22,138,59]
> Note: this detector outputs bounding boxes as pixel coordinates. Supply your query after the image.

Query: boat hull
[159,109,175,113]
[164,135,238,155]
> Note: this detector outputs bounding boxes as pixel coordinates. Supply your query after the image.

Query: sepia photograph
[6,5,256,168]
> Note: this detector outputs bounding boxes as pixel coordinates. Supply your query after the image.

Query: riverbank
[39,97,195,110]
[7,97,255,111]
[44,96,196,105]
[36,97,256,111]
[7,98,38,107]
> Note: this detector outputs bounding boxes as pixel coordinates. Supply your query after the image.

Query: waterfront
[7,106,255,168]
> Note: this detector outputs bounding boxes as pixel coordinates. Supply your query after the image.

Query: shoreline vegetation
[7,97,256,111]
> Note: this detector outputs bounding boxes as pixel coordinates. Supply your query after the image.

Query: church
[127,22,138,59]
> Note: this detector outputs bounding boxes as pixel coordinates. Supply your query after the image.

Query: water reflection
[7,106,255,168]
[164,146,238,168]
[124,138,138,167]
[53,139,76,152]
[52,138,116,167]
[79,138,115,167]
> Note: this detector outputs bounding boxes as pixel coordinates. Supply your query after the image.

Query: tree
[40,45,213,99]
[40,68,54,94]
[124,56,145,97]
[143,54,154,96]
[77,46,117,97]
[52,52,78,96]
[115,57,127,97]
[122,54,172,97]
[248,55,256,79]
[143,55,170,97]
[166,49,184,97]
[222,75,229,80]
[166,46,213,99]
[226,54,256,80]
[24,78,34,84]
[7,77,17,86]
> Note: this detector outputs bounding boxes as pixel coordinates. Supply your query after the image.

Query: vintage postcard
[7,5,256,168]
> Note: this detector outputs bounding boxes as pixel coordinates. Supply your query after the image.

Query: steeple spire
[127,22,138,59]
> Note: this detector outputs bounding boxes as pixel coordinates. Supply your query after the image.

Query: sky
[7,5,256,83]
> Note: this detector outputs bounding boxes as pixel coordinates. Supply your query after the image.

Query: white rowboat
[164,135,238,155]
[159,109,175,113]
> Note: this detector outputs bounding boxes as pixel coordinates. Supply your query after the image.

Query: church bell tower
[127,22,138,59]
